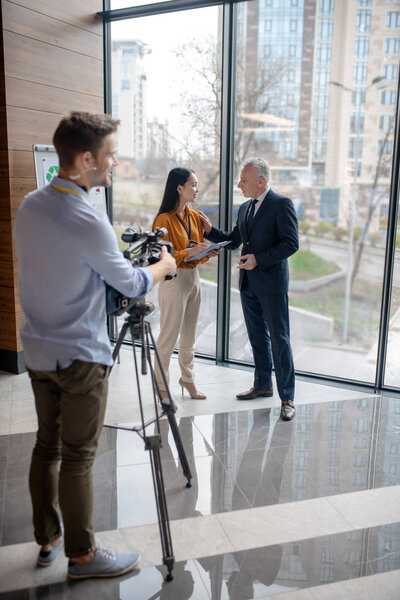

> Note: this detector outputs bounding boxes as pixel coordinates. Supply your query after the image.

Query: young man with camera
[14,112,176,579]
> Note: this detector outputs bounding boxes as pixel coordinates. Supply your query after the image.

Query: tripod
[109,298,192,582]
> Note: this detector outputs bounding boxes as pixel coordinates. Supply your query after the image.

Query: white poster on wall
[32,144,107,214]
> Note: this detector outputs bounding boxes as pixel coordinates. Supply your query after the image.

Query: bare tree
[170,36,290,199]
[233,52,289,175]
[351,123,394,287]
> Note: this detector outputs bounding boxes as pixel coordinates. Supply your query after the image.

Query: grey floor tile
[2,355,400,600]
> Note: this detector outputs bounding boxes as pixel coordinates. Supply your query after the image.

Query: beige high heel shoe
[179,378,207,399]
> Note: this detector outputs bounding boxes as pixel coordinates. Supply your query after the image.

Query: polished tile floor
[1,351,400,598]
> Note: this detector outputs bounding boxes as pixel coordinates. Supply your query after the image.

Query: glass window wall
[110,6,222,355]
[228,0,398,385]
[106,0,399,390]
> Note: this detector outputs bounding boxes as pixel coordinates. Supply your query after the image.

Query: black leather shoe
[280,401,295,421]
[236,386,273,400]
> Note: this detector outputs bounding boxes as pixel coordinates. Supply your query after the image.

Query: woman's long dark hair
[155,167,194,218]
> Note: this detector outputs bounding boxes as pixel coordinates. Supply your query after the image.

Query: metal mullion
[103,0,117,341]
[99,1,250,21]
[99,0,225,21]
[375,75,400,392]
[215,0,236,363]
[103,0,113,223]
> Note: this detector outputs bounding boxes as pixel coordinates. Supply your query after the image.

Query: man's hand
[207,248,221,258]
[196,210,212,234]
[159,246,176,275]
[147,246,176,284]
[238,254,257,270]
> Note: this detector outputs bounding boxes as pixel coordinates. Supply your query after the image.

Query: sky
[112,5,221,123]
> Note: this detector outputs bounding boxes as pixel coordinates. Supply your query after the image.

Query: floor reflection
[191,396,400,509]
[193,522,400,599]
[2,523,399,599]
[1,397,400,545]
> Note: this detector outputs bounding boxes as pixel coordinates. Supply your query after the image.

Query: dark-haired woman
[153,167,219,403]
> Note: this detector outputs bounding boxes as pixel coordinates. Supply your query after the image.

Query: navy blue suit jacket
[205,188,299,294]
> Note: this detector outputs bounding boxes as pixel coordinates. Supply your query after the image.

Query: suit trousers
[155,267,201,392]
[27,360,109,558]
[240,283,295,402]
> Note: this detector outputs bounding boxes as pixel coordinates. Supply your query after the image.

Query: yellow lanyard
[51,183,92,207]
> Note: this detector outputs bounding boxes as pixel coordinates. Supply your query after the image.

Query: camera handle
[108,301,192,582]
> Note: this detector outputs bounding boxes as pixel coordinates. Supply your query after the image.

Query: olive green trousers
[28,360,109,558]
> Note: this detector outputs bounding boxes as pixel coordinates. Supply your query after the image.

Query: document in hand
[182,240,231,264]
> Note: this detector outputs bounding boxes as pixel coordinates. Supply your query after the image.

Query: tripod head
[125,297,155,323]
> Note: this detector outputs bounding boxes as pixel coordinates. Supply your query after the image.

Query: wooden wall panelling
[0,177,11,219]
[9,178,37,218]
[0,283,16,312]
[3,1,103,60]
[6,78,104,116]
[8,150,35,179]
[3,31,103,96]
[0,0,104,370]
[0,309,24,351]
[0,219,14,261]
[0,105,8,149]
[0,5,5,108]
[0,72,5,103]
[0,312,18,350]
[0,178,35,220]
[0,258,18,288]
[7,107,71,152]
[8,0,103,35]
[0,150,11,177]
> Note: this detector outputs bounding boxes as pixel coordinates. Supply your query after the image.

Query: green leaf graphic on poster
[46,165,59,182]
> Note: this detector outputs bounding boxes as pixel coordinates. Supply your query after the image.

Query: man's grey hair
[241,157,270,182]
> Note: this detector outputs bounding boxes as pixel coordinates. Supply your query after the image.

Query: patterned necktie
[247,198,258,230]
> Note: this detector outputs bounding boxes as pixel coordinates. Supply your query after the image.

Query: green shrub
[333,226,347,241]
[315,221,333,237]
[369,232,381,247]
[289,249,340,281]
[353,226,363,242]
[379,218,388,230]
[299,220,311,235]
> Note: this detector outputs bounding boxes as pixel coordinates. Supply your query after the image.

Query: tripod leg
[146,324,192,487]
[145,435,175,581]
[166,411,192,488]
[113,316,121,364]
[143,323,176,412]
[111,320,130,364]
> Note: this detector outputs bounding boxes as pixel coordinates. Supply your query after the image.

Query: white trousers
[154,268,201,392]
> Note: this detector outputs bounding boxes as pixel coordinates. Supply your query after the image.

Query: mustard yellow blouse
[153,205,209,269]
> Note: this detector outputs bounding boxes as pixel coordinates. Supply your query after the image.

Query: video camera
[106,225,174,316]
